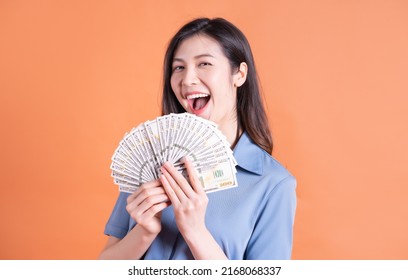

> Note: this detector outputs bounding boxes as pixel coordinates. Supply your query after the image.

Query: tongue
[193,97,209,110]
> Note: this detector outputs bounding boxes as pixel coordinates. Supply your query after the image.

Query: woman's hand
[160,157,209,237]
[99,181,170,260]
[126,179,170,236]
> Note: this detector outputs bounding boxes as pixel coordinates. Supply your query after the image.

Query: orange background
[1,0,407,259]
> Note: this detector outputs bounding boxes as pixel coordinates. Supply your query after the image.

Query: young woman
[99,17,296,260]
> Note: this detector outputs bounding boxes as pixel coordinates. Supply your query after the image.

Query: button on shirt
[104,132,297,259]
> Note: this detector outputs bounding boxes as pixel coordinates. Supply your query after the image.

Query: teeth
[186,93,209,100]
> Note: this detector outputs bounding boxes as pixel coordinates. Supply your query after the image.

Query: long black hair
[162,17,273,154]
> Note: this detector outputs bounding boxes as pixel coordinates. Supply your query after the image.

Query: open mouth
[187,93,210,112]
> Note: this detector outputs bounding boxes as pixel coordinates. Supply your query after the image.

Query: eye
[199,62,212,67]
[172,65,184,72]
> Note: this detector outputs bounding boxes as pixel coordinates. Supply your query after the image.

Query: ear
[233,62,248,88]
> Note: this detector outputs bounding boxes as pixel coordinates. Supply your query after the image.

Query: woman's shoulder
[260,150,297,188]
[234,132,296,187]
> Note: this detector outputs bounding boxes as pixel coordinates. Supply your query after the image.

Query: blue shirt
[104,132,297,259]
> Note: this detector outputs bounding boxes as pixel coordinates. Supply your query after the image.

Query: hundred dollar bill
[110,113,238,193]
[193,159,237,192]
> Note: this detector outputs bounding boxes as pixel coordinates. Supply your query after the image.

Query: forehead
[173,34,226,60]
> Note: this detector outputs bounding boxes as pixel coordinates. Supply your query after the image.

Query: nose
[181,67,199,86]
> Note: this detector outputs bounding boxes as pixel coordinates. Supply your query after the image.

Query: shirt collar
[233,132,264,176]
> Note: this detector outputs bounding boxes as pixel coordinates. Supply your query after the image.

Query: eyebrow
[173,53,215,62]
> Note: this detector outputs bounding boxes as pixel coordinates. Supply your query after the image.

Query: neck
[218,119,242,149]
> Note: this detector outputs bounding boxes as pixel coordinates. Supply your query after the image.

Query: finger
[183,156,205,194]
[135,201,171,229]
[127,189,168,214]
[137,193,170,214]
[160,173,181,206]
[127,193,169,218]
[161,166,193,202]
[127,179,165,206]
[143,201,171,220]
[127,179,161,200]
[162,161,195,198]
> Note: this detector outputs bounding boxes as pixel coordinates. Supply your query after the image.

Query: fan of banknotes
[110,113,238,193]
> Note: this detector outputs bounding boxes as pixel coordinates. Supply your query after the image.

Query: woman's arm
[99,225,158,259]
[245,175,297,259]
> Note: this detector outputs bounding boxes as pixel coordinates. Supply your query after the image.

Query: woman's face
[170,34,244,130]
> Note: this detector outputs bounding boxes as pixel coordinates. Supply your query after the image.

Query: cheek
[170,77,176,91]
[170,78,184,105]
[170,77,180,96]
[210,70,234,89]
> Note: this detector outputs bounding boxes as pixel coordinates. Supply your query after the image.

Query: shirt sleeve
[244,175,297,260]
[104,192,132,239]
